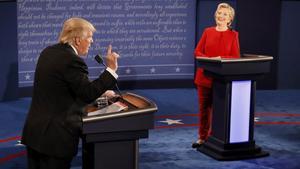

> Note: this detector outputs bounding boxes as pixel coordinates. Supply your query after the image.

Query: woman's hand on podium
[211,56,221,59]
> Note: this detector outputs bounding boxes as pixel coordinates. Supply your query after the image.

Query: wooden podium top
[195,54,273,77]
[83,92,157,123]
[196,54,273,63]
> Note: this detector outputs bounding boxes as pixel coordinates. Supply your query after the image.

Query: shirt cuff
[106,67,118,79]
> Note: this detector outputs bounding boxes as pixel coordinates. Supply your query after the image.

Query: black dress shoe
[192,139,205,148]
[192,142,203,148]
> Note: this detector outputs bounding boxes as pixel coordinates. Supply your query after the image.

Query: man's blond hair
[58,17,96,45]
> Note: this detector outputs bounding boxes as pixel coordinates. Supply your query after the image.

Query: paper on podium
[87,101,128,116]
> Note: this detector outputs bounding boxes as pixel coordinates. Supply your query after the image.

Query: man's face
[77,30,93,56]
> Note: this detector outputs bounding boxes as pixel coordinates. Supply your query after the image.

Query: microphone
[95,54,105,66]
[94,54,123,99]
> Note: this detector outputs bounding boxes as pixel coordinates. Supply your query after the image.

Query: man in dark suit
[21,17,119,169]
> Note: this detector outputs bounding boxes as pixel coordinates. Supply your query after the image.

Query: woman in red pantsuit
[192,3,240,148]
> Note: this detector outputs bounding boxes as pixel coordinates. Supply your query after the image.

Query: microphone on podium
[94,54,123,99]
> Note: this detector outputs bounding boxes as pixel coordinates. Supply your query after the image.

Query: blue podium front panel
[230,80,251,143]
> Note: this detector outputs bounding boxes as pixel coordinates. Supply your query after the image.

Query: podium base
[197,138,269,161]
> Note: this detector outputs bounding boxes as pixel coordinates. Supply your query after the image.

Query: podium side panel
[212,81,231,142]
[249,82,256,141]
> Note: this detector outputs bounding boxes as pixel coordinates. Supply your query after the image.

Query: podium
[82,92,157,169]
[196,54,273,160]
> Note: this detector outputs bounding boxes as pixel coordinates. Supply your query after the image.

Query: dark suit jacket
[21,43,116,158]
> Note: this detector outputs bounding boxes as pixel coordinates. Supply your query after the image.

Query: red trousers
[197,86,213,140]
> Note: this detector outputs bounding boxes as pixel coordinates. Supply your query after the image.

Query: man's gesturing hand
[105,45,119,72]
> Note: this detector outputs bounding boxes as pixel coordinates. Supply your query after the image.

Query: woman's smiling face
[215,7,231,27]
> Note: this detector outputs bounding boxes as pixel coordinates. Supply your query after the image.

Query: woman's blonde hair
[58,17,96,45]
[214,3,235,27]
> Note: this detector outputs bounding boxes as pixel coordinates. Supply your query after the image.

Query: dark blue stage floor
[1,89,300,169]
